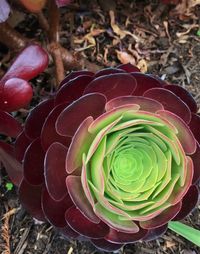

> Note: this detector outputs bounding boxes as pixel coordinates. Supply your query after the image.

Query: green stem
[168,221,200,247]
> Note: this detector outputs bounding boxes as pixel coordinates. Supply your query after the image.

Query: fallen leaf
[166,240,176,248]
[74,25,105,47]
[116,50,136,65]
[19,0,47,13]
[176,24,199,37]
[109,10,140,42]
[174,0,200,19]
[137,59,147,73]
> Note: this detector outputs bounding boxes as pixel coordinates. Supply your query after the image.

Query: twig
[17,242,28,254]
[49,42,65,84]
[1,208,20,220]
[48,0,60,43]
[42,232,54,254]
[0,21,81,70]
[60,46,81,69]
[14,226,32,254]
[1,215,10,254]
[0,22,28,50]
[47,0,65,86]
[0,207,17,254]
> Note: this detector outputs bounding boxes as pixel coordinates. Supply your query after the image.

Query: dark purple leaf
[66,175,100,223]
[42,188,73,227]
[118,63,140,73]
[65,207,110,239]
[23,138,45,185]
[84,73,137,100]
[94,68,125,78]
[0,78,33,112]
[0,141,23,186]
[140,202,182,229]
[157,110,196,155]
[15,132,32,162]
[131,73,163,96]
[56,93,106,137]
[173,185,199,221]
[25,98,54,140]
[58,225,79,238]
[0,0,10,23]
[142,224,168,241]
[106,227,148,244]
[106,96,164,113]
[190,143,200,184]
[0,141,14,156]
[189,113,200,145]
[19,180,45,221]
[41,103,71,151]
[44,142,68,201]
[55,75,93,105]
[165,85,197,113]
[0,110,22,137]
[59,71,94,88]
[0,45,48,112]
[1,44,48,83]
[144,88,191,123]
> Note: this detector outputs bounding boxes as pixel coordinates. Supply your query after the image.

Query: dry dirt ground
[0,0,200,253]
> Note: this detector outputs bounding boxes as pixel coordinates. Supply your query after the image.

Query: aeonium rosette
[1,64,200,251]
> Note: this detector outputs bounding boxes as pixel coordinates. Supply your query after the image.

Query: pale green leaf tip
[168,221,200,247]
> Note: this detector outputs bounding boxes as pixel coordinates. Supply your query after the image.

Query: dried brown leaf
[165,240,176,248]
[109,10,140,42]
[137,59,147,73]
[174,0,200,19]
[176,24,199,37]
[116,50,136,65]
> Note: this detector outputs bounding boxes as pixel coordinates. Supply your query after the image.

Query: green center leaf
[80,107,192,232]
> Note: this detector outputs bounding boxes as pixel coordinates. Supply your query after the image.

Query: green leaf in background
[168,221,200,247]
[5,182,14,191]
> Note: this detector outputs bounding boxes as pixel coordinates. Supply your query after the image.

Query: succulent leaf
[0,0,10,23]
[19,0,47,12]
[0,45,48,112]
[44,142,68,201]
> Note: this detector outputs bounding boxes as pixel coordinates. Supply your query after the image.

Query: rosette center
[114,152,137,177]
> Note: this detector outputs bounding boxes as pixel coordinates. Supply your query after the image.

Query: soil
[0,0,200,254]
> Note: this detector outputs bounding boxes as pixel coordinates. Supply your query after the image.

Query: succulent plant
[0,44,48,185]
[1,64,200,251]
[0,0,71,20]
[0,0,10,23]
[0,44,48,112]
[19,0,71,12]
